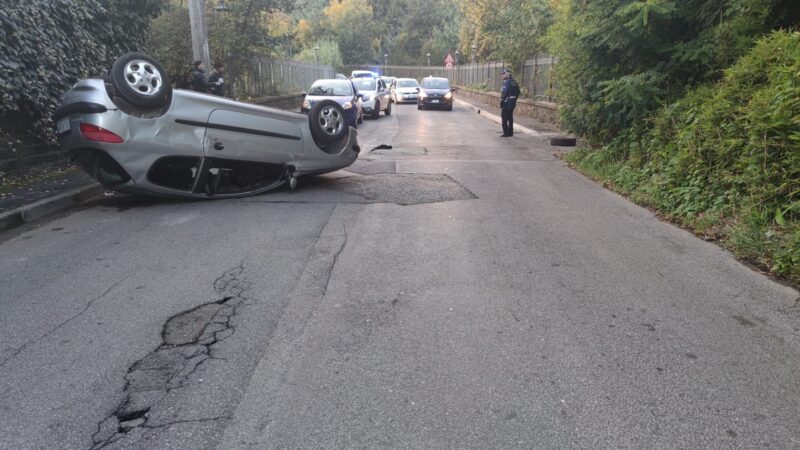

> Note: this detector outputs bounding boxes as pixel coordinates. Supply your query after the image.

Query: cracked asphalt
[1,102,800,449]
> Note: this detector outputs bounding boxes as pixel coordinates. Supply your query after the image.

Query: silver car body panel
[58,79,359,198]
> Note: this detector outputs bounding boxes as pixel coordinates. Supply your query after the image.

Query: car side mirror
[451,88,456,93]
[301,92,307,98]
[356,92,363,99]
[415,87,420,92]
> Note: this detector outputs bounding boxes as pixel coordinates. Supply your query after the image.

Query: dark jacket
[190,68,210,93]
[208,71,225,96]
[501,77,520,110]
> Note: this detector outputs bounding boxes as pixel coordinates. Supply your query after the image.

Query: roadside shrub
[0,0,164,148]
[568,30,800,283]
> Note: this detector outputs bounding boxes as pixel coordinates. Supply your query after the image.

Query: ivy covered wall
[0,0,164,169]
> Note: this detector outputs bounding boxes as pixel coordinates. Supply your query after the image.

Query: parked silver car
[55,53,359,198]
[390,78,421,104]
[351,77,391,119]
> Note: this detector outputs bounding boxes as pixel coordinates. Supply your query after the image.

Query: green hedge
[0,0,163,148]
[568,31,800,284]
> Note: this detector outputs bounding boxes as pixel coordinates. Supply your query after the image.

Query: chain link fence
[343,56,558,102]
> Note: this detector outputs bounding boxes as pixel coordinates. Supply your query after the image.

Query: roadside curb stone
[0,183,104,233]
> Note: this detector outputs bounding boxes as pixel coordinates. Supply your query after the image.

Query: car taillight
[79,123,123,144]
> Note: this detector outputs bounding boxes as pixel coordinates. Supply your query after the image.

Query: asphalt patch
[247,173,477,206]
[344,160,397,176]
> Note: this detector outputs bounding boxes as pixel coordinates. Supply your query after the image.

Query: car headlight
[342,101,352,110]
[302,100,310,109]
[444,92,452,99]
[419,91,427,98]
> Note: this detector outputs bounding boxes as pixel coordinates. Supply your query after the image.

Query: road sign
[444,53,454,65]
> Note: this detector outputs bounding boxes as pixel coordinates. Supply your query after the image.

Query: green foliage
[323,0,376,65]
[147,2,193,79]
[567,31,800,283]
[547,0,800,141]
[0,0,164,146]
[459,0,552,68]
[293,0,462,66]
[294,39,343,68]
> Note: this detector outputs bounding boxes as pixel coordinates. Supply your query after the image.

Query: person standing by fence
[500,68,520,137]
[190,60,210,93]
[208,62,226,96]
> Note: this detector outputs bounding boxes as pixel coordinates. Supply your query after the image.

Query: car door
[204,109,304,164]
[377,79,389,110]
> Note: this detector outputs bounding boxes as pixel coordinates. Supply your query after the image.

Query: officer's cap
[501,68,512,74]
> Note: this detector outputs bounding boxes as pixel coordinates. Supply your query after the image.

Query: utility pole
[188,0,211,70]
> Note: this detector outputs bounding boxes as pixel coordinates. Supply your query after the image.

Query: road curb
[0,183,104,233]
[454,99,540,137]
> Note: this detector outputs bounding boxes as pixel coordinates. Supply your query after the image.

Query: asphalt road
[1,101,799,449]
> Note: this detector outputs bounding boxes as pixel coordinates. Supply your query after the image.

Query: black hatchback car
[417,77,454,111]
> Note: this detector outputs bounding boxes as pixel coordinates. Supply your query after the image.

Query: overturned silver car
[55,53,359,198]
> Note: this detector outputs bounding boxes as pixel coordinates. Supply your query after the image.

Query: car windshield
[397,79,419,88]
[308,81,352,96]
[353,78,377,91]
[421,78,450,89]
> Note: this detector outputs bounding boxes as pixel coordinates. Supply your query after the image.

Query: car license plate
[431,99,440,103]
[56,119,70,135]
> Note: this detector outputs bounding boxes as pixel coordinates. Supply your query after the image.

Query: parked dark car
[56,53,359,198]
[302,79,363,128]
[417,77,454,111]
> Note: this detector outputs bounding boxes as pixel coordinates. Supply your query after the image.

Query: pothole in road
[91,265,247,449]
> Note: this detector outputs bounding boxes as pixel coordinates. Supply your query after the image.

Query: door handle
[213,141,224,151]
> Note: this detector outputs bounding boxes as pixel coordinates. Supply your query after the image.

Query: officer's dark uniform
[500,70,520,137]
[190,67,210,93]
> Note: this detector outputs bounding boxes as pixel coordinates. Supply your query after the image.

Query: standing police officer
[500,68,520,137]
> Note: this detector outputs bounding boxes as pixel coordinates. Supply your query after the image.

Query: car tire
[110,53,171,108]
[385,101,392,116]
[372,101,381,119]
[549,136,578,147]
[308,100,348,145]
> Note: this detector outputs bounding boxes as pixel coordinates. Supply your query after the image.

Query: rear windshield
[397,79,420,88]
[421,78,450,89]
[352,78,377,91]
[308,81,352,96]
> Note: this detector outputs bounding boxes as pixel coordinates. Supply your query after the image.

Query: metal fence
[236,57,335,98]
[343,56,558,102]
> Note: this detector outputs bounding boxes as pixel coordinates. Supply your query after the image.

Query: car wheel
[110,53,171,108]
[372,101,381,119]
[308,100,348,145]
[385,101,392,116]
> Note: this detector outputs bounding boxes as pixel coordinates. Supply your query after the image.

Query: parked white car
[351,77,392,119]
[391,78,421,104]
